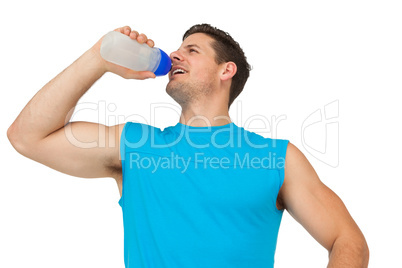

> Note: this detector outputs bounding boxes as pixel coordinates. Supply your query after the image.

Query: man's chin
[166,86,189,106]
[166,80,177,92]
[166,80,182,95]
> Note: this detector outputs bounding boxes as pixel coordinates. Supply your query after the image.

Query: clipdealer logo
[301,100,339,168]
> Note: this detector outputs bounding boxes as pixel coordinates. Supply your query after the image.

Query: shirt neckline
[170,122,238,136]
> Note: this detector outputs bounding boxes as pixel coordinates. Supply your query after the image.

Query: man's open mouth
[171,66,188,76]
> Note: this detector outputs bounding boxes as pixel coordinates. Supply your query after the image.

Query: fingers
[134,33,155,48]
[114,26,133,35]
[146,39,155,48]
[114,26,154,47]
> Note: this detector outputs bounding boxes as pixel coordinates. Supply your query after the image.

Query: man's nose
[170,50,183,62]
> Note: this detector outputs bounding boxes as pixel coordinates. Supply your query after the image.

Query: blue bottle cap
[154,48,172,76]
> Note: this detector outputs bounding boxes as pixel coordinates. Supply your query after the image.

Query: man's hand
[92,26,157,80]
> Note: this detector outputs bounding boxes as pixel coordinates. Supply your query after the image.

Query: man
[7,24,369,267]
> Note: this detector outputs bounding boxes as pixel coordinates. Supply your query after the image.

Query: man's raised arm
[7,26,156,185]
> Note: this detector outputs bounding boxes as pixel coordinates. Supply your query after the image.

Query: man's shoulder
[239,126,289,150]
[121,122,163,139]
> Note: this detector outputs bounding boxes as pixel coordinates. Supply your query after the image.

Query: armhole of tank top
[118,122,131,207]
[274,139,289,214]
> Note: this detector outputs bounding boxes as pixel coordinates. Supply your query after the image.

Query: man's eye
[190,49,198,53]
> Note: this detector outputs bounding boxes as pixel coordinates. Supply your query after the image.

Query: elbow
[361,239,370,267]
[354,230,370,266]
[7,123,28,155]
[7,123,18,146]
[353,238,370,267]
[328,234,370,267]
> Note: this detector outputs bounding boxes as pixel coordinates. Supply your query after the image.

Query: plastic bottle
[100,31,172,76]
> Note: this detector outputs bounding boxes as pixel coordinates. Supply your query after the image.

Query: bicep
[280,143,361,251]
[24,121,125,179]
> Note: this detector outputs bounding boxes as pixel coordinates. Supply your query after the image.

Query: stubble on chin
[166,80,212,108]
[166,82,191,107]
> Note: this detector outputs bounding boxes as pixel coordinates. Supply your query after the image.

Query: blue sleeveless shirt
[119,122,289,267]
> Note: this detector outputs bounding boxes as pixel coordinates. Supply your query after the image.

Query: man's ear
[220,62,237,81]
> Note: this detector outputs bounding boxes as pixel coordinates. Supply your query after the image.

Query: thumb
[125,70,156,80]
[139,71,156,79]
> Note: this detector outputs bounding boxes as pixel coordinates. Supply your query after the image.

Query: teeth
[172,69,186,75]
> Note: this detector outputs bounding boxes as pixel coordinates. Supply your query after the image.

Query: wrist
[86,43,108,76]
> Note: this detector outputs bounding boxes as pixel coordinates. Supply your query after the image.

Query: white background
[1,1,401,267]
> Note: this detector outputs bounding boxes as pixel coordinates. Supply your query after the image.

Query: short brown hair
[183,24,251,108]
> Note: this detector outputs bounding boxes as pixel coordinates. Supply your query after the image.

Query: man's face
[166,33,221,107]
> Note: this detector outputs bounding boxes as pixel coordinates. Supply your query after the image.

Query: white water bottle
[100,31,172,76]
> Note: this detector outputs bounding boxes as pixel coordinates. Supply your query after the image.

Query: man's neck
[178,105,231,127]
